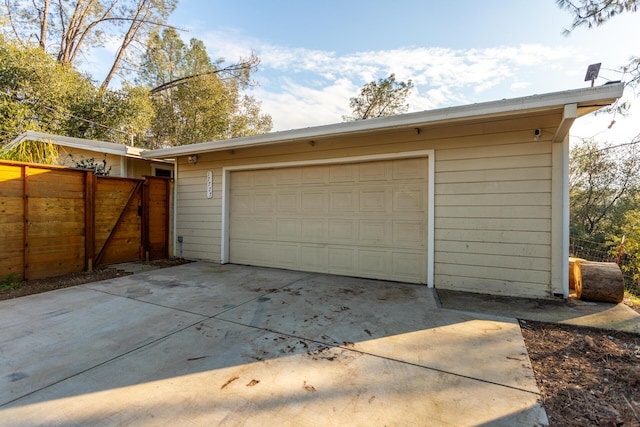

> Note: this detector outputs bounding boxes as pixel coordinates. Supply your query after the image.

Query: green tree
[139,28,271,147]
[2,0,177,89]
[557,0,637,31]
[569,138,640,240]
[610,208,640,284]
[0,35,95,138]
[343,74,414,121]
[0,36,153,156]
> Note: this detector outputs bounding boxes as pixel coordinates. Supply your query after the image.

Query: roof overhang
[8,131,147,159]
[142,83,624,159]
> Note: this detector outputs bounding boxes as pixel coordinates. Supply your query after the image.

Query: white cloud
[145,29,639,138]
[253,77,355,130]
[511,81,532,90]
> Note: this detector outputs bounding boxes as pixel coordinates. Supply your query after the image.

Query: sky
[89,0,640,145]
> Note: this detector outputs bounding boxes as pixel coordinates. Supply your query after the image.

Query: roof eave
[139,83,622,159]
[9,131,138,157]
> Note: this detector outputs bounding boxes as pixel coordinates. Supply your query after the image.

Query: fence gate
[93,176,144,266]
[92,175,171,267]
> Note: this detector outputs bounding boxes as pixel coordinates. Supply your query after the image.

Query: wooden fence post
[142,178,150,262]
[22,164,29,281]
[85,171,96,272]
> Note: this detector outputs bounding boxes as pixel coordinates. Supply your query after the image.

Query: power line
[1,88,132,141]
[573,138,640,158]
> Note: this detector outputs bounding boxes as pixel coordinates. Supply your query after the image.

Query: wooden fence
[0,161,171,281]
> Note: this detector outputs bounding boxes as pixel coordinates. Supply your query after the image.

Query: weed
[0,273,22,290]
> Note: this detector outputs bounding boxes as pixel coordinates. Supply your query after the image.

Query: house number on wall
[207,171,213,199]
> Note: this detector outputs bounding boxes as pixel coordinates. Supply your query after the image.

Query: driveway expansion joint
[212,316,541,396]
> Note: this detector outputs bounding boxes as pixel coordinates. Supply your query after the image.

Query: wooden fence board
[144,177,170,261]
[0,254,23,276]
[0,161,170,280]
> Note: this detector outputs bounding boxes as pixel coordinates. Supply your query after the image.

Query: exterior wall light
[187,155,198,165]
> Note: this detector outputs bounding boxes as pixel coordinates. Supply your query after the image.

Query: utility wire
[2,88,132,140]
[572,138,640,158]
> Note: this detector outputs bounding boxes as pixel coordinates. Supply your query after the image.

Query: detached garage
[144,84,623,299]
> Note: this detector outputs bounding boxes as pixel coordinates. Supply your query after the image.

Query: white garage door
[229,157,428,283]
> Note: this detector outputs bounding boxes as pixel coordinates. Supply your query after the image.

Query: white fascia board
[142,84,624,160]
[10,131,143,157]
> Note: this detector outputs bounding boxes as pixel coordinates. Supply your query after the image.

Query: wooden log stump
[578,261,624,303]
[568,257,583,293]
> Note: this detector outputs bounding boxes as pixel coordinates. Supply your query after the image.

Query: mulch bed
[521,320,640,427]
[1,262,639,426]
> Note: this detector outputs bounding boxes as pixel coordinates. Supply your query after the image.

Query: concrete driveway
[0,262,548,426]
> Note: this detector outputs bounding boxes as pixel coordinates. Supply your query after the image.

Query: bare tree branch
[4,0,26,47]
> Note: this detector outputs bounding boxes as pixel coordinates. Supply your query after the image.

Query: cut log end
[574,260,624,303]
[569,257,583,296]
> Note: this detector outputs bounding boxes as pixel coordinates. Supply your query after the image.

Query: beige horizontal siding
[436,167,551,184]
[434,133,553,297]
[437,154,551,172]
[436,193,550,206]
[176,166,223,261]
[174,111,560,297]
[436,251,551,271]
[436,276,550,298]
[435,229,550,245]
[436,240,549,258]
[436,263,550,286]
[437,180,550,195]
[436,205,551,219]
[436,218,550,231]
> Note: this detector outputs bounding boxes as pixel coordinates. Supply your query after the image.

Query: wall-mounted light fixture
[187,155,198,165]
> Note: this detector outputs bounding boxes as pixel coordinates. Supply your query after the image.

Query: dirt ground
[522,320,640,427]
[1,263,639,426]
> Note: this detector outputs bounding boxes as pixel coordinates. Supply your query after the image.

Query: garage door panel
[330,164,357,183]
[393,158,426,180]
[254,169,275,186]
[229,158,428,283]
[359,249,389,277]
[302,165,329,184]
[276,243,300,268]
[253,242,275,264]
[276,167,301,185]
[276,191,300,212]
[328,219,356,244]
[276,218,301,241]
[358,220,389,245]
[360,187,390,212]
[392,252,424,282]
[301,219,327,241]
[393,186,425,212]
[301,190,327,213]
[300,245,328,272]
[230,240,252,264]
[231,217,252,239]
[231,171,254,188]
[231,192,252,213]
[254,192,275,212]
[329,190,357,212]
[328,247,357,274]
[254,218,275,239]
[393,221,425,246]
